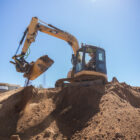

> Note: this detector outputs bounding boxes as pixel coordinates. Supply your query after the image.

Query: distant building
[0,83,20,93]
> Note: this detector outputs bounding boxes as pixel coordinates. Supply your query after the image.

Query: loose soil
[0,78,140,140]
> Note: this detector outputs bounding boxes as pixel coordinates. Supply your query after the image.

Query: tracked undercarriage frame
[55,70,107,87]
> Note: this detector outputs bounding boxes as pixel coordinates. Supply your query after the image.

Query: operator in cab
[86,52,96,70]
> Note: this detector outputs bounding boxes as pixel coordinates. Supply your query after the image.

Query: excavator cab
[69,44,107,84]
[74,45,107,74]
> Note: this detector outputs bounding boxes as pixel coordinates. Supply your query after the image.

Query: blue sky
[0,0,140,87]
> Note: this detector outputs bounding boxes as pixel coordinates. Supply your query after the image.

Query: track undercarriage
[55,71,107,88]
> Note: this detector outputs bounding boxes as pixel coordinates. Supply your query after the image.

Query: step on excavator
[10,17,107,87]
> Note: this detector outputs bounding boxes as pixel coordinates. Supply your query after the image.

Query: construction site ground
[0,78,140,140]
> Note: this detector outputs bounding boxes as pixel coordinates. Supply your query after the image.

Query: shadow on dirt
[111,83,140,108]
[52,85,105,138]
[19,84,105,139]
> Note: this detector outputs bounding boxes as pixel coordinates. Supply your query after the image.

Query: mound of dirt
[0,78,140,140]
[0,86,35,140]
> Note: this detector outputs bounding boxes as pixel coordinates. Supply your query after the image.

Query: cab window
[98,50,104,61]
[75,51,83,72]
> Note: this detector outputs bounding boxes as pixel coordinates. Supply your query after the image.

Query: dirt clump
[0,78,140,140]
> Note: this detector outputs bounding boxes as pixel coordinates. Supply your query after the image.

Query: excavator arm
[21,17,79,56]
[11,17,79,80]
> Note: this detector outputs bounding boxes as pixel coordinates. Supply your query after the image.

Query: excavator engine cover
[24,55,54,80]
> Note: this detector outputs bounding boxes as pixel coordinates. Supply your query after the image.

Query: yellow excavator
[10,17,107,87]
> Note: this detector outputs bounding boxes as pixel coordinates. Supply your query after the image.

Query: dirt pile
[0,78,140,140]
[0,86,34,140]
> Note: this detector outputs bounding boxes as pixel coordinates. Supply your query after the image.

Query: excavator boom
[21,17,79,56]
[11,17,79,80]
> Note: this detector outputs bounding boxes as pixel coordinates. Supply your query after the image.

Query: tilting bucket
[24,55,54,80]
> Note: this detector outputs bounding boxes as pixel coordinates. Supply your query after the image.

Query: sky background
[0,0,140,87]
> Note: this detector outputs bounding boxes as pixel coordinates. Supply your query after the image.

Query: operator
[76,55,82,72]
[86,52,96,70]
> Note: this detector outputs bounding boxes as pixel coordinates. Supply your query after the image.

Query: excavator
[10,17,107,87]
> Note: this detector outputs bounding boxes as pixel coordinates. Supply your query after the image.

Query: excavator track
[55,71,107,87]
